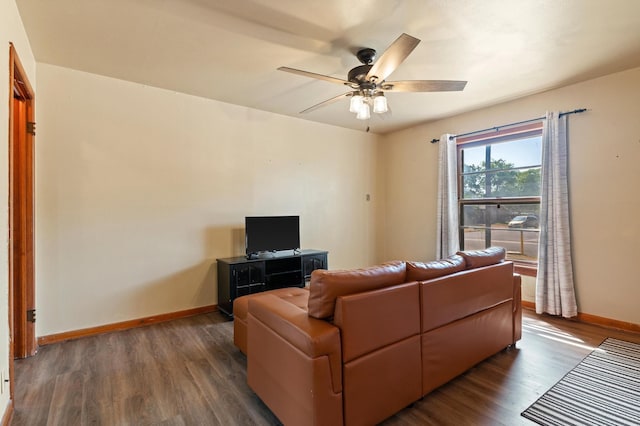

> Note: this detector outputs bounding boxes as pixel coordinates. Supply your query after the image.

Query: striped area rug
[522,337,640,426]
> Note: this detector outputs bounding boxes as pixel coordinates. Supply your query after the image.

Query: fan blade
[366,33,420,83]
[381,80,467,92]
[300,92,351,114]
[278,66,350,86]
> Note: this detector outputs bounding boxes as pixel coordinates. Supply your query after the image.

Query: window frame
[456,122,543,276]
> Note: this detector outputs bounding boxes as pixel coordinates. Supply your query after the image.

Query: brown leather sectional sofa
[233,247,522,426]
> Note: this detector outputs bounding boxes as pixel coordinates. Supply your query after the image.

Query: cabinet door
[303,254,327,280]
[233,263,265,298]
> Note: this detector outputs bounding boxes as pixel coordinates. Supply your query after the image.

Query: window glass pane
[462,172,486,198]
[462,167,540,198]
[462,145,486,172]
[461,203,540,262]
[491,167,541,197]
[490,137,541,169]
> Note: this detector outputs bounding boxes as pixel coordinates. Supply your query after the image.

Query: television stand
[216,249,328,318]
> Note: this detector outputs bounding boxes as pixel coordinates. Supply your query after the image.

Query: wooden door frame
[8,43,36,400]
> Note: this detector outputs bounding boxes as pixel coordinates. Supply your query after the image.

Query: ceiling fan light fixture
[373,93,388,114]
[349,94,364,113]
[356,102,371,120]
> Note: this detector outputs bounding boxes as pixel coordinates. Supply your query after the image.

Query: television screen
[245,216,300,256]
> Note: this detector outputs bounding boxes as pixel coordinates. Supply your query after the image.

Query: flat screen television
[245,216,300,257]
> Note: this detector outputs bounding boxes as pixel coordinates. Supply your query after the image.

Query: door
[8,43,36,378]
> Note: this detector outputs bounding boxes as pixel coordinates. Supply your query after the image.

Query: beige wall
[1,0,36,413]
[381,66,640,325]
[35,63,381,336]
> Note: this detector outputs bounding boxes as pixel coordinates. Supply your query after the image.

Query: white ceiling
[16,0,640,134]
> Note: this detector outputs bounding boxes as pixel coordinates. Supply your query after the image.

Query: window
[457,123,542,272]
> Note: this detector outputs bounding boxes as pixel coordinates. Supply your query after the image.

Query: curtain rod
[429,108,587,143]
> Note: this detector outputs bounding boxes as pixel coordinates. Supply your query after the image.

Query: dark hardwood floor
[11,309,640,425]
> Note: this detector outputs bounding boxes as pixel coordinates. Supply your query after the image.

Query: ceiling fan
[278,33,467,120]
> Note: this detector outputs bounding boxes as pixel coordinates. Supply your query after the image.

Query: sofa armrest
[249,294,342,392]
[513,273,522,343]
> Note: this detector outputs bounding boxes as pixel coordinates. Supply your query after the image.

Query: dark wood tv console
[216,249,328,318]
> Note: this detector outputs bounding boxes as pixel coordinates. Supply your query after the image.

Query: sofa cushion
[406,255,466,282]
[233,287,310,355]
[457,246,506,269]
[307,261,407,319]
[235,287,309,321]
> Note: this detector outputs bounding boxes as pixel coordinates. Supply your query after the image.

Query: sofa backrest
[307,247,506,320]
[333,282,420,363]
[420,261,514,332]
[307,261,407,319]
[405,247,510,332]
[456,246,506,269]
[406,255,466,281]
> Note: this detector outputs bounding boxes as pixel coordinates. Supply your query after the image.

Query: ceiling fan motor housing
[349,48,378,86]
[356,48,376,65]
[348,65,373,84]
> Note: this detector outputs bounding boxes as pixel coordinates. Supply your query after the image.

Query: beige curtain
[536,112,578,318]
[436,134,459,259]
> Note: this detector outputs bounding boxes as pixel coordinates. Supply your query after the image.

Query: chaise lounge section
[233,247,522,425]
